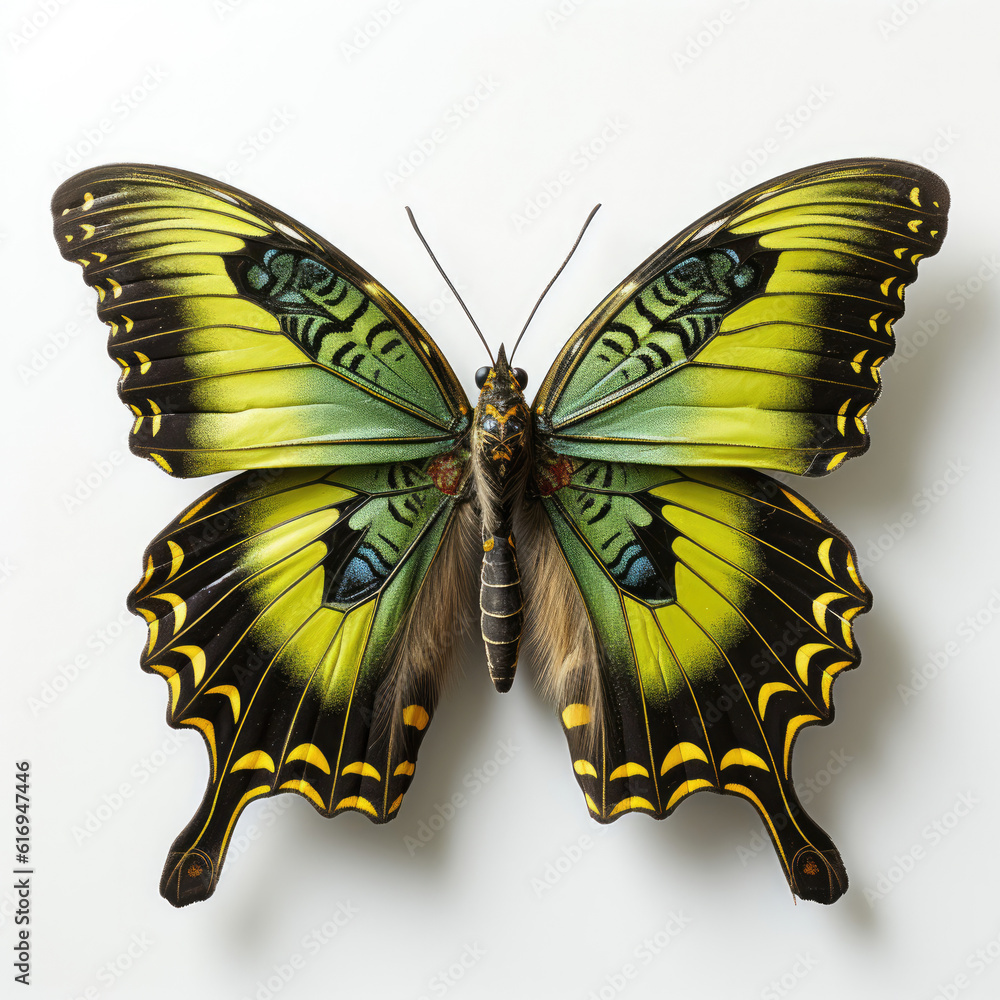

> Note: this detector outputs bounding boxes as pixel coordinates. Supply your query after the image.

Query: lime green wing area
[52,164,470,477]
[129,452,472,905]
[536,458,870,903]
[533,158,948,476]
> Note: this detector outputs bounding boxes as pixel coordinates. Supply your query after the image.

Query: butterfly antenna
[405,206,494,365]
[508,203,601,363]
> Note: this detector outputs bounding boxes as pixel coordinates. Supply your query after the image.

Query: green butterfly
[52,158,948,907]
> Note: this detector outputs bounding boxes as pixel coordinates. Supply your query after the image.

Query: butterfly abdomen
[480,529,523,692]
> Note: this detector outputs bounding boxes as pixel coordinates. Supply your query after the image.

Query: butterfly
[52,158,948,907]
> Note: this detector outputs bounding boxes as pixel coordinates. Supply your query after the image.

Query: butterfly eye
[513,368,529,390]
[475,366,492,389]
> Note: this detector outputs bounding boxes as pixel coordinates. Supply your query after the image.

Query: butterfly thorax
[471,345,531,692]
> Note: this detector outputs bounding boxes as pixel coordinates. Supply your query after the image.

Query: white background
[2,1,998,997]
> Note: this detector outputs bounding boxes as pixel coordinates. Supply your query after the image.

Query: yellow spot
[206,684,240,723]
[930,229,938,237]
[156,593,187,634]
[783,715,820,777]
[869,311,881,331]
[660,742,708,775]
[64,233,73,242]
[341,761,381,781]
[573,759,598,777]
[796,643,833,684]
[135,554,154,594]
[109,277,122,298]
[76,258,90,267]
[335,796,378,816]
[179,492,218,523]
[96,284,105,302]
[608,796,655,817]
[812,592,847,632]
[122,314,133,333]
[482,537,494,552]
[182,718,217,781]
[231,750,275,773]
[561,703,591,728]
[821,660,852,707]
[166,540,184,580]
[402,705,429,730]
[172,644,205,685]
[394,761,415,777]
[388,794,404,814]
[147,398,161,436]
[893,247,907,259]
[826,452,847,472]
[82,192,94,210]
[666,779,713,811]
[880,277,895,296]
[910,252,924,265]
[80,223,95,239]
[841,604,862,648]
[817,537,834,578]
[135,605,158,654]
[135,351,151,374]
[870,357,884,379]
[584,793,600,814]
[836,399,850,436]
[609,763,650,780]
[846,552,862,590]
[780,489,820,522]
[850,350,867,373]
[907,218,923,232]
[758,682,796,719]
[279,779,324,810]
[93,251,107,262]
[287,743,331,773]
[719,748,769,772]
[147,662,181,714]
[149,453,173,473]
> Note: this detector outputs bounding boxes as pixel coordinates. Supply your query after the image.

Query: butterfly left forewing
[524,458,868,903]
[132,456,474,905]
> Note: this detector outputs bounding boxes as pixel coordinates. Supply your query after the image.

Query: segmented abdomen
[480,532,523,693]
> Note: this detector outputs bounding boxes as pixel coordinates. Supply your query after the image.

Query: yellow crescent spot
[287,743,331,773]
[394,761,415,777]
[841,605,862,648]
[279,779,324,810]
[869,311,882,331]
[149,453,173,473]
[156,593,187,634]
[907,218,923,232]
[93,251,107,262]
[402,705,429,730]
[388,794,404,814]
[147,662,181,714]
[609,763,650,780]
[561,703,591,728]
[82,192,94,210]
[122,314,133,333]
[783,715,820,777]
[64,233,73,242]
[812,592,847,632]
[909,186,921,207]
[817,537,835,578]
[660,742,708,775]
[131,414,143,434]
[109,321,119,336]
[166,540,184,580]
[758,682,796,719]
[341,762,381,781]
[846,552,862,590]
[836,399,851,436]
[80,223,95,239]
[147,398,162,436]
[851,350,867,374]
[179,492,218,523]
[108,277,122,298]
[482,537,494,552]
[796,643,833,684]
[780,489,820,522]
[135,351,151,374]
[821,660,853,707]
[134,605,159,654]
[95,284,105,302]
[666,779,713,811]
[608,796,655,817]
[335,796,378,816]
[231,750,275,773]
[573,759,598,777]
[135,554,154,594]
[182,718,217,781]
[897,282,906,299]
[584,793,600,814]
[893,247,908,259]
[880,277,895,296]
[171,644,205,685]
[870,357,884,380]
[884,316,895,336]
[76,258,90,267]
[910,252,923,265]
[826,452,847,472]
[719,749,769,772]
[932,201,939,207]
[930,229,938,237]
[206,684,240,723]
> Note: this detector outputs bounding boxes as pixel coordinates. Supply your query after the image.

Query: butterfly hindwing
[130,454,474,905]
[533,158,948,476]
[527,458,869,903]
[52,164,471,477]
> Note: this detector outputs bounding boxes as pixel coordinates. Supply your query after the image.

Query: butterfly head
[472,344,530,476]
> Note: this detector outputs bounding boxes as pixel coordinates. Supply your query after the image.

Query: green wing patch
[538,458,870,903]
[534,158,948,476]
[130,455,471,905]
[52,164,470,477]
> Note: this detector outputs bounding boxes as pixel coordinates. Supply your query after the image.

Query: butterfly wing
[131,456,474,906]
[524,459,868,903]
[532,158,948,476]
[52,164,471,476]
